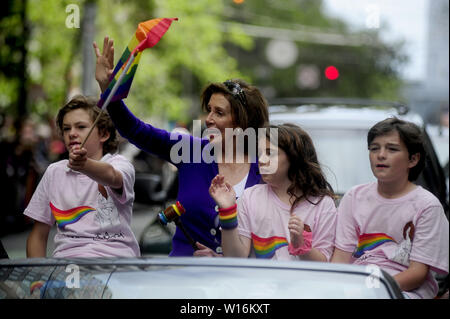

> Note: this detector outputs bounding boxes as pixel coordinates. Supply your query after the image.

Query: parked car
[269,97,449,216]
[0,257,403,299]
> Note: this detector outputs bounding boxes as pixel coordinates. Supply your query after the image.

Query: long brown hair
[266,123,335,213]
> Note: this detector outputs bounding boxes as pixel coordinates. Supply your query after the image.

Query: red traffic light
[325,66,339,80]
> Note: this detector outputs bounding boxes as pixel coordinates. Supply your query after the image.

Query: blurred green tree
[1,0,251,123]
[223,0,408,101]
[0,0,28,118]
[1,0,408,123]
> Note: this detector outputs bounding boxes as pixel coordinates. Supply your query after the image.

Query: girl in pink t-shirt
[332,117,449,298]
[209,124,337,261]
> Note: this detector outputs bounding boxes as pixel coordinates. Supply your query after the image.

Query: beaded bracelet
[288,230,313,256]
[217,204,238,230]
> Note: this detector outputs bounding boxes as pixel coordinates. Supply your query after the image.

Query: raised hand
[93,36,115,93]
[288,214,305,248]
[209,174,236,209]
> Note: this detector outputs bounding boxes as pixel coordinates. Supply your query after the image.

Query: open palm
[209,175,236,209]
[93,36,115,93]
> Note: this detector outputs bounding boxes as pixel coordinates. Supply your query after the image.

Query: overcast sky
[323,0,429,82]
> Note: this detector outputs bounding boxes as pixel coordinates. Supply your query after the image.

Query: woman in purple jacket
[94,37,269,256]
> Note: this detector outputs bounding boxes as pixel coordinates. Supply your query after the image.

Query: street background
[0,0,448,258]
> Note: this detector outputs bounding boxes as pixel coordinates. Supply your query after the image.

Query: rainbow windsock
[50,202,95,229]
[251,233,288,259]
[353,233,396,258]
[97,17,178,109]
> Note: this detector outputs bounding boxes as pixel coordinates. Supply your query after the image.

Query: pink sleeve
[23,168,55,226]
[311,197,337,261]
[237,191,252,239]
[106,155,135,205]
[335,190,358,253]
[410,205,449,274]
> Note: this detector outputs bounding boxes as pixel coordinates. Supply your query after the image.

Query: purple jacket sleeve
[106,100,194,164]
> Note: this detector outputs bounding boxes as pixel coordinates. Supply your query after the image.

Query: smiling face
[204,93,235,145]
[369,130,420,184]
[62,108,109,161]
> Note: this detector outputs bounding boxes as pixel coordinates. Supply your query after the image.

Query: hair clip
[223,80,248,107]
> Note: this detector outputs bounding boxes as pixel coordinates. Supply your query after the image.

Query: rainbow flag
[97,17,178,109]
[50,202,95,229]
[251,233,288,259]
[353,233,396,258]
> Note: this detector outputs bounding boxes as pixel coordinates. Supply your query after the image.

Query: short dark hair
[367,117,426,181]
[56,95,119,155]
[200,79,269,131]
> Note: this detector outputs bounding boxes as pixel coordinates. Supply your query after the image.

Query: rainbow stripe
[353,233,396,258]
[30,280,45,294]
[97,18,178,109]
[251,233,288,259]
[219,209,238,229]
[50,202,95,229]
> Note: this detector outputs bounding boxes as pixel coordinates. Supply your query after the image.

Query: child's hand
[209,174,236,209]
[68,145,88,171]
[93,36,114,93]
[288,214,305,248]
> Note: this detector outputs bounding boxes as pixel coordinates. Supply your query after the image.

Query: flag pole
[80,52,137,149]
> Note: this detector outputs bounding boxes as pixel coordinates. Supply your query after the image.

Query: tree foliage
[224,0,408,101]
[1,0,408,122]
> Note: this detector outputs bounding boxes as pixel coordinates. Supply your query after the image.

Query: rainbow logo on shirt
[251,233,288,259]
[353,233,396,258]
[50,202,95,229]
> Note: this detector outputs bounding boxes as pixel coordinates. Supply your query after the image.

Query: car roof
[268,98,424,129]
[0,257,403,299]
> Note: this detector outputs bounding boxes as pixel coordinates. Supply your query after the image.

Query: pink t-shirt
[237,184,337,261]
[24,153,140,258]
[335,182,449,299]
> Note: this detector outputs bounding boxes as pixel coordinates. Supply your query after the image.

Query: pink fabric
[24,154,140,258]
[288,230,313,255]
[237,184,337,261]
[335,182,449,299]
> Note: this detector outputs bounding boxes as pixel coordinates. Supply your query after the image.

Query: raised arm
[209,174,251,257]
[93,36,114,93]
[93,36,195,164]
[68,145,123,192]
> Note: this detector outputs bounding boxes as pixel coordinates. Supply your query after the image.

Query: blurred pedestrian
[0,116,40,236]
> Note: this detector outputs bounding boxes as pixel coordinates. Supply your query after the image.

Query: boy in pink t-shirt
[24,95,140,258]
[332,117,449,298]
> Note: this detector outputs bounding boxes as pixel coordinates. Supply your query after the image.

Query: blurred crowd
[0,112,66,237]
